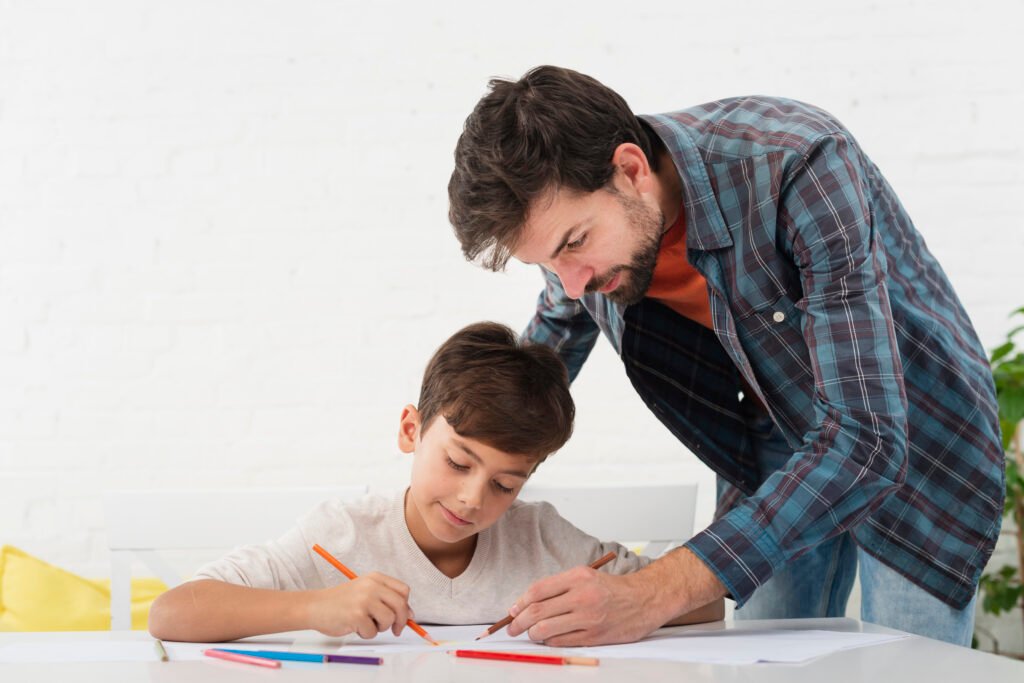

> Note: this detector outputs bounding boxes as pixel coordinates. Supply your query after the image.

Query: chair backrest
[516,482,697,559]
[103,486,366,630]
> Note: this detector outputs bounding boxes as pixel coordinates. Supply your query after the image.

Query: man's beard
[585,194,664,305]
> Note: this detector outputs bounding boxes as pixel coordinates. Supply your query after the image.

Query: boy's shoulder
[302,490,402,530]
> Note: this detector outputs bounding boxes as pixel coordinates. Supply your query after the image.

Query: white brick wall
[1,0,1022,637]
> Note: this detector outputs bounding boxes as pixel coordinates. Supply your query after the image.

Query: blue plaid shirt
[524,97,1004,609]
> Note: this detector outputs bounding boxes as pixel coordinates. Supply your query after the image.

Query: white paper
[339,623,551,654]
[338,624,908,664]
[578,627,908,664]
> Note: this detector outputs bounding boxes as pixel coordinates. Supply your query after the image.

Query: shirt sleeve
[192,500,354,591]
[684,133,909,606]
[522,267,601,383]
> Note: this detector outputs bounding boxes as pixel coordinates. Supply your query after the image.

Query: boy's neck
[403,488,478,579]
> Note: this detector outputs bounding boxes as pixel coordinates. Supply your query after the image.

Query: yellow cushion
[0,545,167,631]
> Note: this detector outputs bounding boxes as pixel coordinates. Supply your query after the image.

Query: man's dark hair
[448,65,657,271]
[418,321,574,459]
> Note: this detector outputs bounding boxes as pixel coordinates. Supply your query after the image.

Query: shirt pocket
[733,293,815,417]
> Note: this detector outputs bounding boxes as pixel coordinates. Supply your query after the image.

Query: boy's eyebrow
[455,440,532,478]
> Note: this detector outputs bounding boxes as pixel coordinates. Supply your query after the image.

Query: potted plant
[977,307,1024,658]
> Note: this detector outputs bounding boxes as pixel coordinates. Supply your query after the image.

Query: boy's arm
[148,579,316,642]
[149,573,413,642]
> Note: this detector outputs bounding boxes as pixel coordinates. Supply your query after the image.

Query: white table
[2,618,1021,682]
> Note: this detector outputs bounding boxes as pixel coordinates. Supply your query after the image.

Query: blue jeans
[719,405,977,646]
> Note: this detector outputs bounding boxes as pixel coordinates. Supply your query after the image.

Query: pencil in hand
[475,550,618,641]
[311,543,440,646]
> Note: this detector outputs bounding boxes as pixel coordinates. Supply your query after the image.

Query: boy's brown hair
[418,321,574,459]
[448,65,659,272]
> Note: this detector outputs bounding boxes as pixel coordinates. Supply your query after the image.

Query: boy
[148,322,723,642]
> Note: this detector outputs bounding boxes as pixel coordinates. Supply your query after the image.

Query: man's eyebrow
[548,221,584,261]
[455,440,531,478]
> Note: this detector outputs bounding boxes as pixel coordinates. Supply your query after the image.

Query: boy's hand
[307,573,413,639]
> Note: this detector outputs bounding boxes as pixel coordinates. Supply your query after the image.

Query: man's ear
[610,142,654,195]
[397,404,421,454]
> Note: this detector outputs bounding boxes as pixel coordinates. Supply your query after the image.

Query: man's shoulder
[644,96,849,161]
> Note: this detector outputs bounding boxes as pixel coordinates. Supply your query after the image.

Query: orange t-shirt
[646,206,715,330]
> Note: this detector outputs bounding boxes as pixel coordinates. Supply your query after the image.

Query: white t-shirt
[194,489,650,624]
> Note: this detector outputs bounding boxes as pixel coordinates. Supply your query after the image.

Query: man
[446,66,1004,647]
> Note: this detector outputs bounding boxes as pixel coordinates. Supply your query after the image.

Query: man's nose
[552,262,593,300]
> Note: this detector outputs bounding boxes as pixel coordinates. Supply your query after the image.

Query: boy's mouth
[439,503,472,527]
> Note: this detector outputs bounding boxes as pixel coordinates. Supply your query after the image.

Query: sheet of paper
[578,627,908,664]
[339,624,552,654]
[338,624,908,665]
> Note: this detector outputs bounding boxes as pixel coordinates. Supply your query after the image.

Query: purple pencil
[325,653,383,666]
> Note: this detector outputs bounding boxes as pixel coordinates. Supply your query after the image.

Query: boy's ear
[397,404,421,454]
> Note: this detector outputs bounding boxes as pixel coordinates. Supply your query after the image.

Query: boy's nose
[458,481,484,510]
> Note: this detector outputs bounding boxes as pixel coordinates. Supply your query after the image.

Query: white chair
[102,486,366,631]
[517,482,697,559]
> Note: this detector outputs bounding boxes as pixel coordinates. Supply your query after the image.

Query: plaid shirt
[523,97,1004,609]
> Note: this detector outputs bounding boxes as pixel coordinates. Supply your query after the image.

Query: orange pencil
[311,543,439,646]
[475,550,617,641]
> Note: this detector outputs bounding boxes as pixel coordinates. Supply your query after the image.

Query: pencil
[153,639,169,662]
[311,543,439,646]
[453,650,599,666]
[203,649,281,669]
[475,550,617,640]
[216,648,383,666]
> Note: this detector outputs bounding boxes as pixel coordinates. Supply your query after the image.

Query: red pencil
[311,543,439,646]
[453,650,599,666]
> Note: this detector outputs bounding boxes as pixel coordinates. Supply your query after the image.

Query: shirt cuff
[684,508,785,608]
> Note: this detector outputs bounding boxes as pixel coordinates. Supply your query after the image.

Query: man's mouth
[598,271,622,294]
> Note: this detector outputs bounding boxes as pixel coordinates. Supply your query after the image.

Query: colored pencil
[203,648,281,668]
[153,639,169,662]
[475,550,617,640]
[217,648,382,666]
[311,543,439,646]
[325,653,385,665]
[454,650,599,666]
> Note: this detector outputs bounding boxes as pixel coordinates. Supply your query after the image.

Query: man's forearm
[149,579,314,642]
[634,546,728,626]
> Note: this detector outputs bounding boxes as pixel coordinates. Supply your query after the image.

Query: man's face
[512,178,665,304]
[401,408,536,548]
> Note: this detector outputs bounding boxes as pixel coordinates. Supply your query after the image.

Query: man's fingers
[509,589,577,638]
[510,571,576,618]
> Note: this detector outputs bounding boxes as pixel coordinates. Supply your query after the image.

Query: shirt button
[773,311,785,323]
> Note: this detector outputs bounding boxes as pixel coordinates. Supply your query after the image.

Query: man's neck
[652,148,684,232]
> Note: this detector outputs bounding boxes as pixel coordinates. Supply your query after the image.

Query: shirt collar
[639,113,733,251]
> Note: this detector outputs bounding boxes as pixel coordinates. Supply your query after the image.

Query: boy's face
[399,406,538,549]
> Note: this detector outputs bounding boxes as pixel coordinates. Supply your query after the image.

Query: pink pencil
[203,648,282,669]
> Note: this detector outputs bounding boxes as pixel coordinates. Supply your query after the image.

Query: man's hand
[506,547,726,647]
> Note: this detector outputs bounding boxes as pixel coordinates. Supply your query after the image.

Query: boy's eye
[446,456,469,472]
[493,481,514,495]
[567,234,587,250]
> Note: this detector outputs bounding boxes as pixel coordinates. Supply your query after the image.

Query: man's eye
[567,234,586,250]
